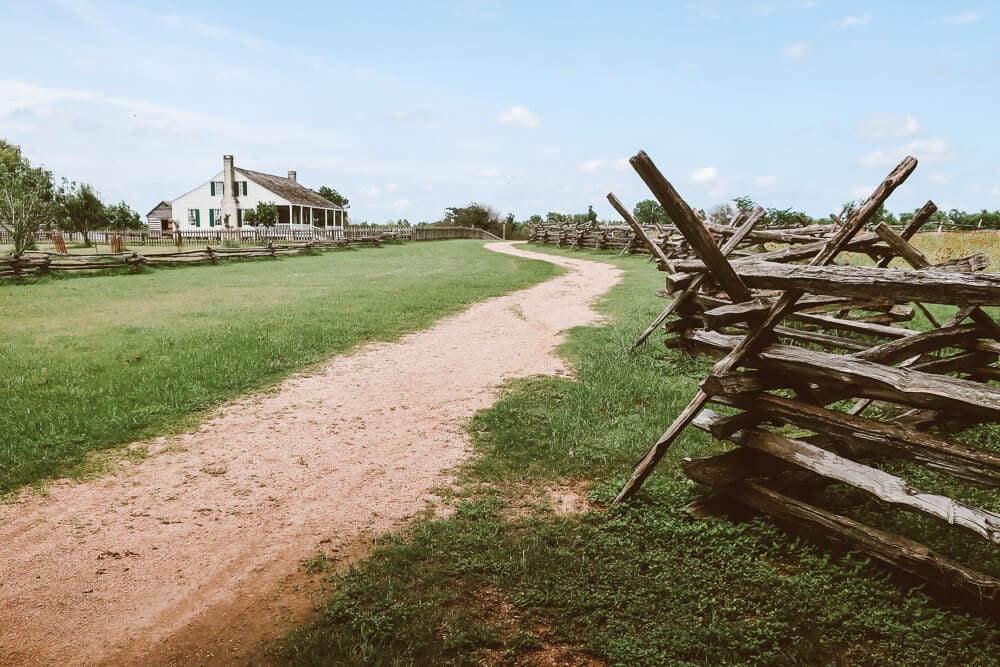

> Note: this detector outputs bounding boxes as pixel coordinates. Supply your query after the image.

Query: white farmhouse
[149,155,346,234]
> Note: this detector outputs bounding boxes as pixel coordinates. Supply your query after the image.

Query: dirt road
[0,242,621,665]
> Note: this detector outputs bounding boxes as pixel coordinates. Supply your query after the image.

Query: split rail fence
[544,149,1000,606]
[0,237,382,279]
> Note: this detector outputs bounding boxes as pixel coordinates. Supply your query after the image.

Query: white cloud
[494,104,540,128]
[782,42,809,59]
[851,185,875,200]
[859,138,954,167]
[928,174,952,185]
[360,185,380,197]
[388,198,411,211]
[754,175,778,187]
[940,11,984,24]
[0,80,270,141]
[690,166,719,184]
[992,185,1000,196]
[385,183,399,192]
[479,168,501,177]
[840,14,871,28]
[612,158,630,170]
[856,113,920,139]
[159,13,263,49]
[0,80,94,118]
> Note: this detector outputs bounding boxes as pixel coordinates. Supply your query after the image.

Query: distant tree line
[0,139,143,255]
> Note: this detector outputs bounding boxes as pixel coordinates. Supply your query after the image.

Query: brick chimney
[220,154,238,227]
[287,170,297,182]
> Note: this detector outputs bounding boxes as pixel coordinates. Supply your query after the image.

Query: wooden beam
[607,192,676,272]
[726,261,1000,306]
[689,329,1000,420]
[630,206,766,350]
[629,150,751,302]
[689,476,1000,603]
[704,417,1000,545]
[874,222,1000,342]
[613,156,919,504]
[714,392,1000,488]
[852,324,981,365]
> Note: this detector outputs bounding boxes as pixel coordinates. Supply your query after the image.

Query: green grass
[282,245,1000,666]
[0,240,559,494]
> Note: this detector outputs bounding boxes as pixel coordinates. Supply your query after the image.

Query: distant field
[0,240,559,494]
[912,230,1000,267]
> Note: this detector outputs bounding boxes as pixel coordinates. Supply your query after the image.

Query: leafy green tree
[733,195,757,217]
[59,181,108,247]
[444,203,498,227]
[316,186,349,209]
[632,199,669,226]
[763,207,814,229]
[0,139,58,255]
[106,201,143,231]
[243,201,279,227]
[708,202,737,225]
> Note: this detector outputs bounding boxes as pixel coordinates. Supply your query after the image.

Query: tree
[316,186,349,209]
[243,201,279,227]
[0,140,58,255]
[632,199,669,226]
[763,207,813,229]
[106,201,143,231]
[59,181,108,247]
[708,202,737,225]
[733,195,757,217]
[444,203,499,226]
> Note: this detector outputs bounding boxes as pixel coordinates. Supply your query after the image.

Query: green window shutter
[210,209,216,227]
[237,209,243,227]
[195,209,201,227]
[210,181,216,196]
[242,181,247,196]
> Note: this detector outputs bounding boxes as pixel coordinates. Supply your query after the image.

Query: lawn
[282,244,1000,666]
[0,240,559,494]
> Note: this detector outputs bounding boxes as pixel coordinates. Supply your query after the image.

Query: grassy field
[913,230,1000,266]
[0,241,559,494]
[282,245,1000,666]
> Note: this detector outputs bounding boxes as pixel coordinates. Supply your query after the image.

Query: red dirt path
[0,242,621,665]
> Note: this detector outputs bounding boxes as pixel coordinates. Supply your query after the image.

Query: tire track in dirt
[0,242,621,666]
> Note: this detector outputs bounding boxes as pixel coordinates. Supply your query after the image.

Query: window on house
[210,181,225,196]
[187,209,200,227]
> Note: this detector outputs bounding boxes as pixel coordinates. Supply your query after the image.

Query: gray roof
[237,168,342,209]
[146,200,172,218]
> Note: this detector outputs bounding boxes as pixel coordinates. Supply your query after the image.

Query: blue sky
[1,1,996,223]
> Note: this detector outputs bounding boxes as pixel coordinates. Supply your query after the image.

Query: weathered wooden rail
[602,148,1000,605]
[0,237,383,280]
